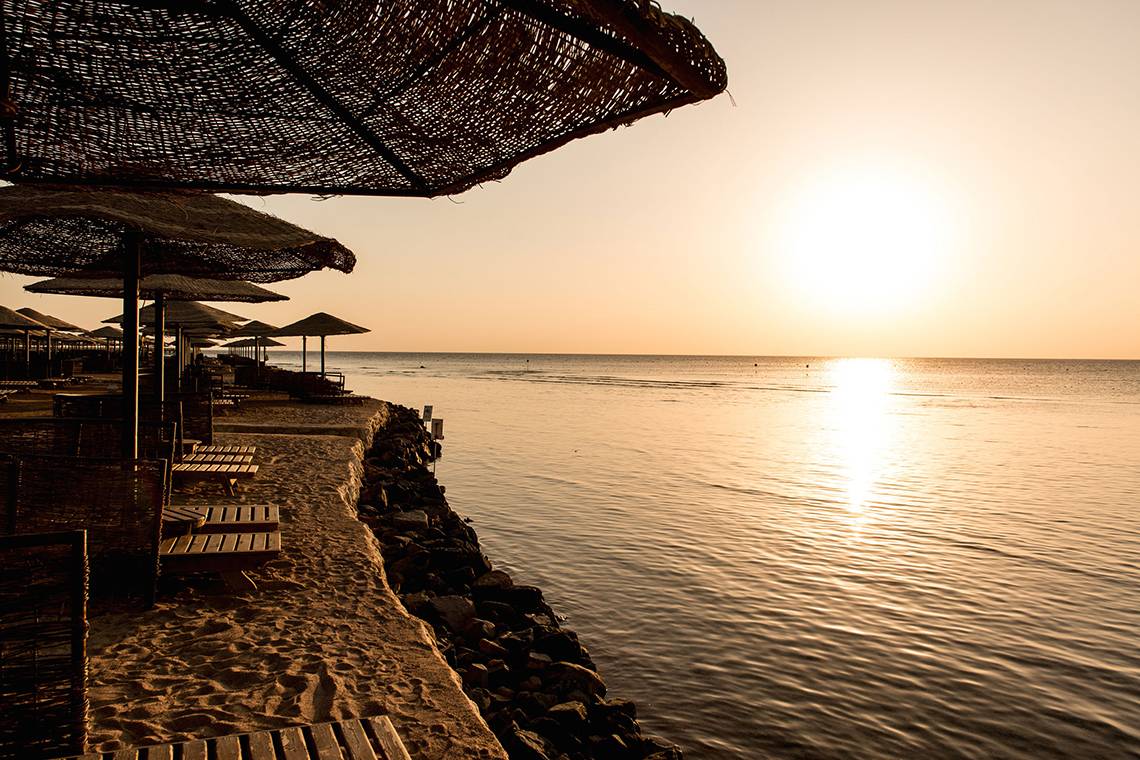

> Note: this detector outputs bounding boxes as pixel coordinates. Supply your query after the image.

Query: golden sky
[4,0,1139,358]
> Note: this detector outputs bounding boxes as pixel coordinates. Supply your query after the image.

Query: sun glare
[775,165,955,316]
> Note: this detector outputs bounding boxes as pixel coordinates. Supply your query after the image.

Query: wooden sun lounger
[182,452,255,465]
[164,504,279,535]
[160,531,281,592]
[181,440,257,457]
[172,461,258,496]
[58,715,411,760]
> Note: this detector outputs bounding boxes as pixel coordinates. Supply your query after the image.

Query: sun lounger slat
[278,726,310,760]
[214,733,241,760]
[309,722,342,759]
[340,717,378,760]
[57,717,411,760]
[194,504,279,533]
[367,716,413,760]
[247,730,276,760]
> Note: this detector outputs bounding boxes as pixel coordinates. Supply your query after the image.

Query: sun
[774,165,955,315]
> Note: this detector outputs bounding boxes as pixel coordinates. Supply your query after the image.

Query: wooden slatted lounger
[181,452,255,465]
[58,715,411,760]
[160,531,281,593]
[181,440,257,457]
[172,461,258,496]
[163,505,278,535]
[163,504,279,535]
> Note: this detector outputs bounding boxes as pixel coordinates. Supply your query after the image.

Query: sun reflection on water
[826,358,897,528]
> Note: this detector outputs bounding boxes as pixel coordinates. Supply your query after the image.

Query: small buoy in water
[754,363,758,367]
[806,363,810,368]
[419,364,426,369]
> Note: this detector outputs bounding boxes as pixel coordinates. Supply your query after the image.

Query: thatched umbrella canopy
[104,301,249,330]
[226,319,281,369]
[0,187,355,282]
[0,304,48,331]
[0,187,354,457]
[228,320,279,337]
[271,312,370,376]
[0,305,47,373]
[0,2,727,197]
[27,275,290,303]
[225,337,284,349]
[15,307,81,332]
[30,275,285,398]
[13,308,81,373]
[87,325,124,346]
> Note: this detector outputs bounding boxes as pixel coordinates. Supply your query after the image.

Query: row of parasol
[0,0,727,457]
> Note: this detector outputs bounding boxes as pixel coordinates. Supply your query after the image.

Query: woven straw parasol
[0,187,355,282]
[14,306,81,376]
[30,276,285,398]
[27,275,289,303]
[271,312,370,376]
[0,1,726,197]
[225,337,284,348]
[228,320,279,337]
[15,307,82,332]
[0,304,46,373]
[88,325,123,340]
[0,187,353,457]
[226,319,281,370]
[104,302,249,330]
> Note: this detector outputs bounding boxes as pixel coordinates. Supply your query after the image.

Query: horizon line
[234,349,1140,362]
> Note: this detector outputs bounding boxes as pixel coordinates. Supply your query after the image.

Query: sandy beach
[82,397,507,758]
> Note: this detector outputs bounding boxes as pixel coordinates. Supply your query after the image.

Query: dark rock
[478,638,509,658]
[473,569,513,590]
[391,509,429,531]
[429,595,476,631]
[548,701,589,729]
[400,591,434,616]
[464,618,497,640]
[591,698,637,721]
[534,630,585,662]
[463,663,488,689]
[527,652,553,671]
[477,600,525,628]
[468,687,492,712]
[511,729,553,760]
[639,735,683,759]
[591,733,631,759]
[546,662,606,699]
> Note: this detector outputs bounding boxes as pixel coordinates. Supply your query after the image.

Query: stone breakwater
[356,403,684,760]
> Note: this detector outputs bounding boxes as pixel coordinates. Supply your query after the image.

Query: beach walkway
[84,398,506,759]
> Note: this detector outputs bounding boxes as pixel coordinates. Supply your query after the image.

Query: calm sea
[270,353,1140,759]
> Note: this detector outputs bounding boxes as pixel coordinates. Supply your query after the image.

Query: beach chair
[162,504,280,535]
[55,716,411,760]
[171,461,259,496]
[1,455,165,606]
[0,530,88,760]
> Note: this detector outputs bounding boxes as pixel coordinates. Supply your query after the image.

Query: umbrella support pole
[321,335,325,377]
[122,230,141,459]
[175,325,183,392]
[153,291,165,407]
[302,335,307,373]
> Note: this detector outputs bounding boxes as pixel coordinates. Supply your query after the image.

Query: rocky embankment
[357,404,683,760]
